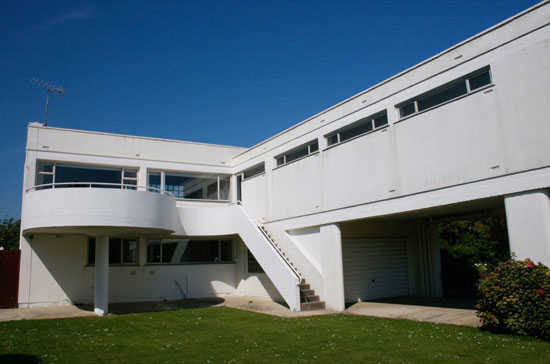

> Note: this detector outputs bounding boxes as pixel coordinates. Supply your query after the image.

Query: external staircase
[259,226,326,311]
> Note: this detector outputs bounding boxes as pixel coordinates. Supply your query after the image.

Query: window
[35,162,137,190]
[147,171,231,200]
[398,67,492,119]
[326,110,388,147]
[241,164,265,180]
[87,237,138,265]
[122,169,137,189]
[275,140,319,167]
[247,250,264,273]
[146,239,233,264]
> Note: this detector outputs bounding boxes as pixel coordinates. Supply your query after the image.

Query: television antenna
[31,77,64,126]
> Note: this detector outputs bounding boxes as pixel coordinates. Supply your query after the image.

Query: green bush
[476,258,550,340]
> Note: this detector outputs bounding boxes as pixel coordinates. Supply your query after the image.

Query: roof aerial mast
[31,77,64,126]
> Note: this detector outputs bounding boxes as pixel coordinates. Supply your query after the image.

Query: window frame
[145,238,234,265]
[87,237,139,266]
[147,170,231,201]
[35,162,139,190]
[396,67,493,120]
[325,110,388,148]
[239,163,265,181]
[274,139,319,168]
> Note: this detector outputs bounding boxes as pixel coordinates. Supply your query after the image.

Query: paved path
[0,296,479,327]
[346,302,480,327]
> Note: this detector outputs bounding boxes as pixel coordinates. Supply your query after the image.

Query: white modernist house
[18,2,550,315]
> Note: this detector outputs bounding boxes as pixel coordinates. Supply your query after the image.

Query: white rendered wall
[240,174,268,223]
[233,6,550,225]
[505,189,550,266]
[18,234,240,306]
[22,188,180,234]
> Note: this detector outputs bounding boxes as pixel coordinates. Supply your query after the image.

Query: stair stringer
[233,206,302,311]
[175,204,302,311]
[262,224,325,303]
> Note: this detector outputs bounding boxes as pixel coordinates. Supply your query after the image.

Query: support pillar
[505,189,550,266]
[94,236,109,316]
[320,224,345,311]
[429,221,443,298]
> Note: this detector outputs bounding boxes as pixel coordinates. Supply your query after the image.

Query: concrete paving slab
[216,295,338,318]
[345,302,480,327]
[0,305,96,322]
[1,296,479,328]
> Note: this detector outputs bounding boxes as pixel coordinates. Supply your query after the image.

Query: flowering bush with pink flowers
[476,257,550,340]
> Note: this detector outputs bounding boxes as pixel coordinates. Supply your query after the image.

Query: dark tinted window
[469,70,491,90]
[417,82,467,112]
[243,164,265,179]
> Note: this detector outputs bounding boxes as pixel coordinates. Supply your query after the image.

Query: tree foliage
[439,217,510,269]
[438,216,510,297]
[0,217,21,250]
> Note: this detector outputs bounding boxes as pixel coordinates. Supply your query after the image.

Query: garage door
[343,238,409,303]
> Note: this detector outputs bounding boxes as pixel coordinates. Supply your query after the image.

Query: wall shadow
[79,297,226,315]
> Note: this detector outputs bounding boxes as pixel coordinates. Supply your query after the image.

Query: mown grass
[1,307,549,363]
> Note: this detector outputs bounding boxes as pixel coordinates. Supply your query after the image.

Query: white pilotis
[94,236,109,316]
[320,224,345,311]
[505,189,550,266]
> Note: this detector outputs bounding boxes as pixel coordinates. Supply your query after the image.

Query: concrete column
[137,166,147,192]
[94,236,109,316]
[320,223,345,311]
[230,175,238,203]
[138,236,147,266]
[505,189,550,266]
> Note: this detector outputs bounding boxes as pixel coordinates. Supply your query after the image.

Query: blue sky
[0,0,539,219]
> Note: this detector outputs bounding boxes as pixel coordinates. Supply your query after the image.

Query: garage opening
[343,238,409,303]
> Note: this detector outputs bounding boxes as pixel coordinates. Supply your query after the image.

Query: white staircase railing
[234,201,301,280]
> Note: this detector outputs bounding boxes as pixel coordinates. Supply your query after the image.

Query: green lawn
[1,308,549,363]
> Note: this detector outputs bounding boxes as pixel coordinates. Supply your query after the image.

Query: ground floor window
[247,249,264,273]
[87,237,138,265]
[146,238,233,264]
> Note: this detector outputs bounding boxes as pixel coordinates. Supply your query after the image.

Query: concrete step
[300,289,315,296]
[300,295,320,303]
[301,301,326,311]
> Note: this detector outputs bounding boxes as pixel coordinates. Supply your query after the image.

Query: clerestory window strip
[326,110,388,147]
[275,140,319,167]
[397,66,492,119]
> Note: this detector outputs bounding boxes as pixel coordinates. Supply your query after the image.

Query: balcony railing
[26,182,175,197]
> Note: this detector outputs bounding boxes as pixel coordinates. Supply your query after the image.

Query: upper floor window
[240,163,265,180]
[326,110,388,147]
[275,140,319,167]
[36,162,137,190]
[397,67,492,119]
[148,171,230,200]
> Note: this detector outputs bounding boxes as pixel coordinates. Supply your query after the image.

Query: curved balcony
[22,183,180,235]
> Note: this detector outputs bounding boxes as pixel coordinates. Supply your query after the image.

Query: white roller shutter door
[343,238,409,302]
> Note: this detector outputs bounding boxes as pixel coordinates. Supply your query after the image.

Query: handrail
[26,182,175,197]
[234,200,301,281]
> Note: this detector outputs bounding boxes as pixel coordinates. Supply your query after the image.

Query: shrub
[476,258,550,340]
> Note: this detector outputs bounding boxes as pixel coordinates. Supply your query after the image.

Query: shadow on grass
[78,297,226,315]
[0,354,41,363]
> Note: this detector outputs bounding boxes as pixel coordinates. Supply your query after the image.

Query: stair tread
[301,301,326,311]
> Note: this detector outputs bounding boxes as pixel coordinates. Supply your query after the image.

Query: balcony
[22,183,180,235]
